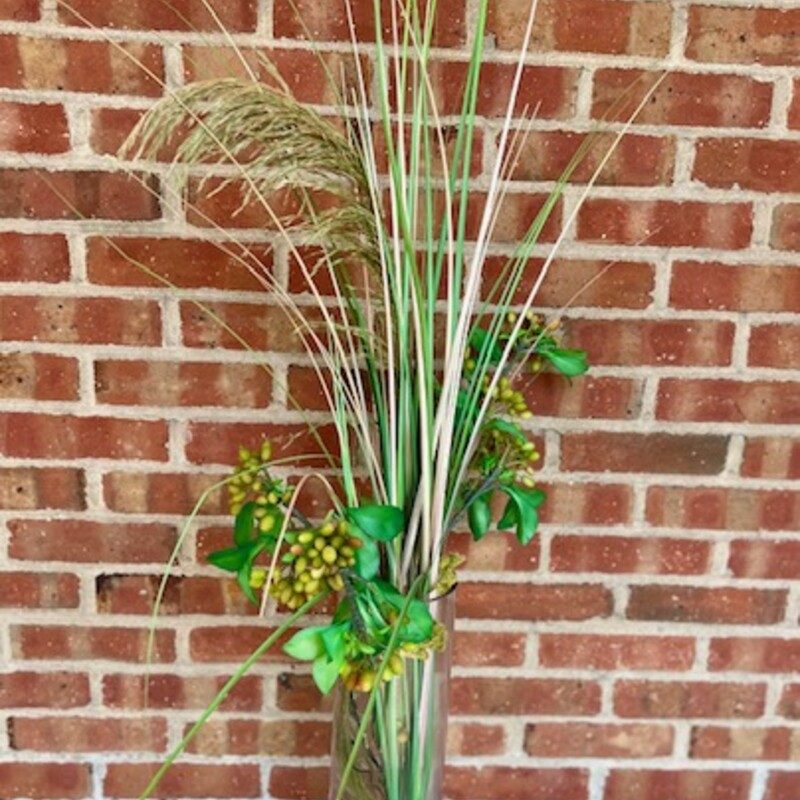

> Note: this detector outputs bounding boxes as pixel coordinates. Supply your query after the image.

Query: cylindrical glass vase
[327,589,455,800]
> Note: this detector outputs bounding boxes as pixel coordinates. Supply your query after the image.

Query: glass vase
[327,588,455,800]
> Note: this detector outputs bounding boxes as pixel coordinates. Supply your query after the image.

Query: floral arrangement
[52,0,653,797]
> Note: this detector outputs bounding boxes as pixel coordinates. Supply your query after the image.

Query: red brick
[627,585,786,626]
[0,671,90,709]
[0,296,161,345]
[742,438,800,480]
[593,69,772,128]
[0,353,78,400]
[0,169,159,221]
[511,130,675,185]
[550,535,710,576]
[447,530,540,573]
[749,324,800,370]
[102,672,262,712]
[275,673,333,713]
[0,35,164,95]
[540,634,695,671]
[180,301,308,352]
[0,233,70,282]
[0,763,91,799]
[670,262,800,313]
[96,574,255,617]
[710,639,800,674]
[729,541,800,580]
[646,487,799,532]
[690,726,799,760]
[268,766,327,800]
[526,722,674,758]
[451,677,600,716]
[695,138,800,193]
[541,482,634,526]
[89,107,144,155]
[274,0,465,47]
[489,0,671,56]
[185,45,365,106]
[185,421,337,467]
[86,236,271,291]
[791,79,800,128]
[0,572,79,609]
[8,520,177,564]
[457,582,612,621]
[454,631,527,667]
[578,199,753,250]
[614,680,765,719]
[604,769,751,800]
[687,7,800,66]
[60,0,257,31]
[445,767,589,800]
[766,772,800,800]
[0,467,85,511]
[656,379,800,424]
[12,625,175,663]
[447,723,506,757]
[524,375,641,420]
[569,319,734,367]
[0,413,167,460]
[773,203,800,250]
[464,191,563,244]
[103,471,225,515]
[10,716,167,752]
[0,102,68,153]
[777,685,800,719]
[561,432,728,474]
[0,0,39,20]
[482,256,656,310]
[95,359,272,409]
[104,763,260,798]
[185,719,329,757]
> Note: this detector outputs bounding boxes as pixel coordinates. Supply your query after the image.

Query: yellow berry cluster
[228,442,293,519]
[269,519,362,610]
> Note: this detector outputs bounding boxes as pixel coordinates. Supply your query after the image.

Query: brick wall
[0,1,799,798]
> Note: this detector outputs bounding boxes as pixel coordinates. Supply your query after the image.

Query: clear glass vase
[327,589,455,800]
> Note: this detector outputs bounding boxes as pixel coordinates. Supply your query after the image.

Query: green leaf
[469,327,503,365]
[399,598,434,643]
[483,418,527,443]
[283,626,326,661]
[321,622,348,662]
[467,492,492,541]
[351,530,380,581]
[541,347,588,378]
[313,651,344,695]
[234,502,257,547]
[236,538,271,606]
[497,485,546,546]
[207,546,247,573]
[346,504,405,543]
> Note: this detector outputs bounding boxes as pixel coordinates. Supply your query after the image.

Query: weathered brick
[10,716,167,752]
[686,6,800,66]
[268,766,327,800]
[0,233,70,282]
[766,772,800,800]
[0,671,90,709]
[626,585,787,626]
[447,530,540,573]
[104,763,260,798]
[694,138,800,193]
[593,70,772,128]
[103,471,225,515]
[0,169,159,221]
[447,723,506,756]
[550,535,710,575]
[275,673,333,713]
[447,767,589,800]
[710,639,800,674]
[0,413,168,460]
[0,468,85,511]
[561,432,728,474]
[60,0,258,31]
[772,204,800,251]
[742,438,800,480]
[646,486,799,532]
[568,319,734,367]
[0,353,78,400]
[0,35,164,95]
[526,722,674,758]
[489,0,671,57]
[457,582,612,621]
[540,633,695,671]
[454,631,527,667]
[656,379,800,425]
[0,0,39,20]
[749,324,800,370]
[451,677,601,716]
[670,262,800,313]
[185,719,329,757]
[790,80,800,129]
[604,769,751,800]
[729,541,800,581]
[190,625,294,663]
[541,482,634,526]
[777,685,800,719]
[578,199,753,250]
[614,680,765,719]
[524,375,641,420]
[95,359,271,409]
[0,102,68,153]
[690,726,800,761]
[0,763,91,799]
[0,572,79,609]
